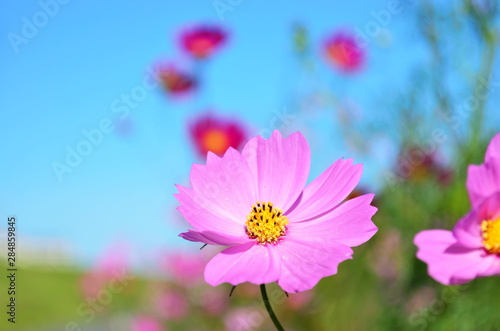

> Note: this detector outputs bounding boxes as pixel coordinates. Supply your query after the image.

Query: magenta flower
[176,131,377,293]
[180,25,227,59]
[189,113,248,157]
[414,133,500,285]
[323,31,364,73]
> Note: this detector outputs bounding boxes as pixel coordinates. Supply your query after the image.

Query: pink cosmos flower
[132,315,165,331]
[180,25,227,59]
[176,131,378,293]
[324,31,364,73]
[189,113,248,157]
[414,133,500,285]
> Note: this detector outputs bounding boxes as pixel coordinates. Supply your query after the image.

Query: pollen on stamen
[245,201,289,245]
[481,218,500,254]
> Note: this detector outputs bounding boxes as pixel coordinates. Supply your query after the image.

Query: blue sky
[1,0,496,267]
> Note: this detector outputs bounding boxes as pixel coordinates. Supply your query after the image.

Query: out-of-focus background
[1,0,500,330]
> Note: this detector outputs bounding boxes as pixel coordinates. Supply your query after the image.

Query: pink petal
[290,194,377,247]
[448,251,497,285]
[204,242,280,286]
[478,256,500,277]
[189,148,258,223]
[486,132,500,162]
[449,193,500,273]
[175,185,244,236]
[414,230,494,285]
[476,191,500,221]
[455,192,500,249]
[276,237,353,293]
[179,229,250,246]
[241,131,310,212]
[467,158,500,208]
[286,159,362,221]
[452,210,483,249]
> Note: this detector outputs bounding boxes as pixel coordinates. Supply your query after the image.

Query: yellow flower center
[245,202,288,245]
[481,218,500,254]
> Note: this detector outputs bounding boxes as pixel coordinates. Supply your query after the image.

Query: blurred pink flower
[201,287,228,315]
[80,274,104,300]
[397,146,453,186]
[415,133,500,285]
[132,315,164,331]
[324,31,364,73]
[368,228,403,283]
[404,286,437,315]
[155,289,189,320]
[164,252,207,286]
[286,290,313,310]
[189,113,247,157]
[224,307,264,331]
[156,63,197,97]
[180,25,227,59]
[94,242,129,276]
[80,242,129,299]
[176,131,378,293]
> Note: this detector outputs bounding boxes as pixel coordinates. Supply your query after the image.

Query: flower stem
[260,284,285,331]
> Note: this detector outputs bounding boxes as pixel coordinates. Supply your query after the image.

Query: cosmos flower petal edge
[286,158,363,221]
[486,133,500,161]
[179,229,251,246]
[204,243,281,287]
[277,239,354,293]
[467,158,500,208]
[414,229,499,285]
[291,194,378,247]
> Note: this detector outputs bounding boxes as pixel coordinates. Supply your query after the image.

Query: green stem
[260,284,285,331]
